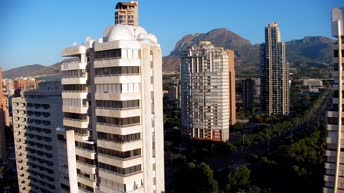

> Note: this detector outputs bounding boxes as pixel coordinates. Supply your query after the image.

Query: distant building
[241,78,260,111]
[301,78,323,93]
[12,81,63,193]
[324,7,344,193]
[115,1,138,26]
[166,79,180,107]
[260,22,289,116]
[180,41,236,142]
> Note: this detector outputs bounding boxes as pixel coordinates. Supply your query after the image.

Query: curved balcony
[95,108,140,118]
[94,57,140,68]
[94,75,140,84]
[96,123,141,135]
[95,92,140,101]
[97,139,142,152]
[63,118,89,129]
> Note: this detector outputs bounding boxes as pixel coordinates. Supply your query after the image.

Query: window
[96,100,139,109]
[96,116,140,126]
[99,162,141,175]
[95,49,121,60]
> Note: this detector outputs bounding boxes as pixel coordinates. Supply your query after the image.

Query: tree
[175,162,218,193]
[226,166,251,193]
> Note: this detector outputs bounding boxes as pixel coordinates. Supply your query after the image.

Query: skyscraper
[180,41,236,142]
[260,22,289,116]
[12,81,63,193]
[60,1,165,192]
[0,67,6,162]
[324,8,344,193]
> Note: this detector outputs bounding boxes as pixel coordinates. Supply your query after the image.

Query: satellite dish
[72,41,77,46]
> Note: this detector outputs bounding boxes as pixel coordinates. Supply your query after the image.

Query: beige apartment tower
[12,81,63,193]
[181,41,236,142]
[260,22,289,116]
[324,8,344,193]
[60,1,165,193]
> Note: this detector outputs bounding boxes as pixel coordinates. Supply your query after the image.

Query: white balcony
[62,91,88,99]
[61,61,87,71]
[99,185,143,193]
[74,133,90,142]
[61,77,87,85]
[75,147,96,159]
[77,175,96,189]
[98,154,142,168]
[95,108,141,118]
[95,93,140,101]
[98,169,143,184]
[76,161,96,174]
[61,46,86,57]
[63,118,89,129]
[94,75,140,84]
[96,123,141,135]
[94,58,140,68]
[97,139,142,152]
[63,106,88,114]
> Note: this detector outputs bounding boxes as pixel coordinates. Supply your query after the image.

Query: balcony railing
[62,90,88,93]
[95,73,139,77]
[98,153,141,161]
[64,118,88,122]
[94,56,121,61]
[96,122,140,128]
[99,168,141,177]
[95,106,139,111]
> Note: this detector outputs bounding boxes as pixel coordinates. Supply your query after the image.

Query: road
[205,90,331,171]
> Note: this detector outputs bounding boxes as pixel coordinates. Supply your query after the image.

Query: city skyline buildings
[0,0,342,70]
[12,81,63,193]
[59,1,165,193]
[260,22,289,116]
[180,41,236,142]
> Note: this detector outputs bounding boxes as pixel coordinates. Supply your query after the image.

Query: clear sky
[0,0,343,70]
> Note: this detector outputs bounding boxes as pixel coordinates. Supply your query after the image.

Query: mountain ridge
[4,29,334,78]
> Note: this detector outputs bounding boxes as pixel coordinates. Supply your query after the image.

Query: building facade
[0,67,6,162]
[324,8,344,193]
[12,81,63,193]
[180,41,236,142]
[240,78,260,112]
[260,22,289,116]
[60,1,165,193]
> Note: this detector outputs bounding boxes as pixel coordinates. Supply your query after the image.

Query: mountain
[3,64,46,78]
[162,28,334,74]
[285,36,333,65]
[3,59,74,79]
[3,29,334,78]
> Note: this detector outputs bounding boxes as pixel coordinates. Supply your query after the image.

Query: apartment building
[324,7,344,193]
[60,1,165,193]
[12,81,63,193]
[260,22,289,116]
[180,41,236,142]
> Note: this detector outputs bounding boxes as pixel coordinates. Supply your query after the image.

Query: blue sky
[0,0,343,70]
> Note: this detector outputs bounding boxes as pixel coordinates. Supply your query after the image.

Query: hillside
[4,29,334,78]
[162,29,333,74]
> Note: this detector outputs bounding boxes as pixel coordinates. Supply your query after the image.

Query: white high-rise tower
[60,1,165,193]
